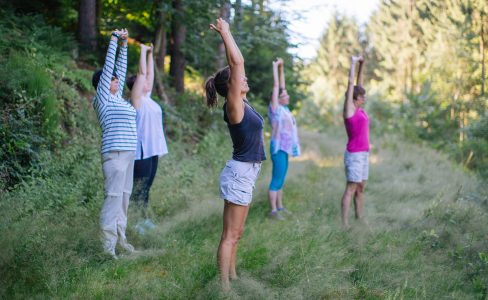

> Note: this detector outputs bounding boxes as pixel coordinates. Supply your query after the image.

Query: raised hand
[119,28,129,40]
[209,18,230,34]
[276,57,284,65]
[140,43,151,52]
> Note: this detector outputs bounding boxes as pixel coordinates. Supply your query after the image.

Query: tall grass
[1,10,487,300]
[2,124,486,299]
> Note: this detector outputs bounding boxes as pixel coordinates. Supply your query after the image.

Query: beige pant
[100,151,135,254]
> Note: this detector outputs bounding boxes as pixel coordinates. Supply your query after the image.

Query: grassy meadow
[2,124,486,299]
[1,6,487,300]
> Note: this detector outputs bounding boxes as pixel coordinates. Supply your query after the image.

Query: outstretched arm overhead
[356,56,365,87]
[210,18,245,125]
[96,30,121,104]
[343,55,361,119]
[130,43,151,109]
[270,59,281,110]
[146,43,155,95]
[115,28,129,99]
[278,58,286,91]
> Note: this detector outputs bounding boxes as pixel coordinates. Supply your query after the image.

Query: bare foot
[220,281,231,293]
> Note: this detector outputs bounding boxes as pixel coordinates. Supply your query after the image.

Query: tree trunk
[258,0,265,15]
[169,0,186,93]
[154,1,170,104]
[481,14,485,96]
[217,0,231,69]
[78,0,97,54]
[234,0,242,39]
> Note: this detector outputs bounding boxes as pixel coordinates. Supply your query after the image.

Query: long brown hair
[204,66,230,107]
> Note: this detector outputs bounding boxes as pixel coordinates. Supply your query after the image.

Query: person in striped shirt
[92,29,137,257]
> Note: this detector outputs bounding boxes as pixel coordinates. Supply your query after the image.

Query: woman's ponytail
[205,76,218,108]
[204,66,231,108]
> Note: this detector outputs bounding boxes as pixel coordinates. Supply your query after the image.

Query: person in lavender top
[341,55,369,228]
[126,43,168,232]
[92,29,136,257]
[267,58,300,220]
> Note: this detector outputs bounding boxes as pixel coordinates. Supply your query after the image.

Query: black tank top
[223,100,266,162]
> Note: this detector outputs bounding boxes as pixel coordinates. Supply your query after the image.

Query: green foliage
[0,10,90,189]
[303,12,363,124]
[302,0,488,177]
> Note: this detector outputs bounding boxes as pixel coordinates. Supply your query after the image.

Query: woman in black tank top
[204,18,265,292]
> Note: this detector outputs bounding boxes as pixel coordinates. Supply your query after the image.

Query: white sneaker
[118,240,135,253]
[103,248,118,259]
[269,211,285,220]
[143,219,156,229]
[135,222,146,235]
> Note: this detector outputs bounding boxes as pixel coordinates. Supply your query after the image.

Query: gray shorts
[220,159,262,206]
[344,151,369,183]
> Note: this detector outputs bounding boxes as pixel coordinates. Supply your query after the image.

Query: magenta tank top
[344,108,369,152]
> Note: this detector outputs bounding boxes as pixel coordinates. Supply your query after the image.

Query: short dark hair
[353,85,366,100]
[126,75,137,91]
[92,69,118,89]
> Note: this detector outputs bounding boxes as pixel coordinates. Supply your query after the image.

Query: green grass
[2,9,487,300]
[2,126,487,299]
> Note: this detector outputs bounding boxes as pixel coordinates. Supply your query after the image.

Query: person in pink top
[341,55,368,228]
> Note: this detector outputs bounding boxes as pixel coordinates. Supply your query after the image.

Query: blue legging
[269,150,289,191]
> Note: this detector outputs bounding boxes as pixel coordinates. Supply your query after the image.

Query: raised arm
[115,28,129,98]
[210,18,245,124]
[279,58,286,91]
[270,59,280,110]
[356,56,365,87]
[343,56,361,119]
[130,44,151,110]
[146,43,155,94]
[96,31,120,103]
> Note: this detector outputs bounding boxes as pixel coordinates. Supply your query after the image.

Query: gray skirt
[220,159,262,206]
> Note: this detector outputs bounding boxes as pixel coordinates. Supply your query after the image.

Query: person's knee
[357,182,365,194]
[346,183,358,194]
[221,229,243,245]
[269,179,283,191]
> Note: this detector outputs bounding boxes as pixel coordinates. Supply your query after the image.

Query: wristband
[111,32,120,39]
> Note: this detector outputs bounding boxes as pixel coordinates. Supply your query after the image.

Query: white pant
[100,151,135,254]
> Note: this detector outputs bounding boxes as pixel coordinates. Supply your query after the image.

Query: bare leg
[276,189,284,209]
[354,181,366,220]
[230,205,249,280]
[268,190,278,211]
[341,182,357,228]
[217,201,249,291]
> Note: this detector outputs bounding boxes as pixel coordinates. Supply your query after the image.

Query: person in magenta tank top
[341,55,369,229]
[204,18,265,292]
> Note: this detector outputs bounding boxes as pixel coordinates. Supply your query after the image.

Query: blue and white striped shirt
[93,39,137,154]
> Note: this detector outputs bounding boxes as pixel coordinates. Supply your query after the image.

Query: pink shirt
[344,108,369,152]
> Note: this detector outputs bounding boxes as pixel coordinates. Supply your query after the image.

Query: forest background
[0,0,487,298]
